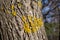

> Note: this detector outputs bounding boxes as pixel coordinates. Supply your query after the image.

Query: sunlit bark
[0,0,48,40]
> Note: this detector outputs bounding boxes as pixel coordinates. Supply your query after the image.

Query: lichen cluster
[0,0,43,33]
[22,15,43,33]
[0,2,23,16]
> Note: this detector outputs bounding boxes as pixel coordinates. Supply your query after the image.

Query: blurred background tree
[42,0,59,40]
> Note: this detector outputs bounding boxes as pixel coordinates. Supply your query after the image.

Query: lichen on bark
[0,0,48,40]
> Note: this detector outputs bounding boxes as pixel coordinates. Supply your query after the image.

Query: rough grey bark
[0,0,48,40]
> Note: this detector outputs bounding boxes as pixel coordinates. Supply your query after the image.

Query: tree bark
[0,0,48,40]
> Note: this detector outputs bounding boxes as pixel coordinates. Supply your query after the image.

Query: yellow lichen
[22,16,27,22]
[28,15,32,22]
[24,22,31,33]
[10,4,17,16]
[32,27,37,32]
[11,4,14,10]
[33,16,37,26]
[18,3,22,7]
[30,22,35,27]
[24,26,31,33]
[22,15,43,33]
[24,22,29,27]
[12,10,17,16]
[37,18,43,26]
[36,27,39,31]
[38,1,42,8]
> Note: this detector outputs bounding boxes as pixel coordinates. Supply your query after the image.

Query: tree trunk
[0,0,48,40]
